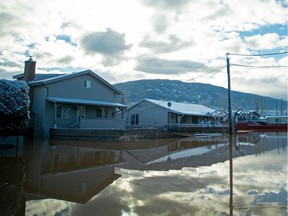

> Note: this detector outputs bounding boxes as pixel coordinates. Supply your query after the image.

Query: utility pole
[226,53,233,134]
[226,52,234,215]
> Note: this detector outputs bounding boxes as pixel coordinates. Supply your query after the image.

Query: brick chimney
[23,56,36,81]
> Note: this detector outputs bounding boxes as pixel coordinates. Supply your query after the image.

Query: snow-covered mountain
[114,79,287,115]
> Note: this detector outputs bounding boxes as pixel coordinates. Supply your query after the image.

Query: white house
[124,98,215,130]
[14,57,126,136]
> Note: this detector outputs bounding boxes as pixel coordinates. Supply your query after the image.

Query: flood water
[1,132,287,216]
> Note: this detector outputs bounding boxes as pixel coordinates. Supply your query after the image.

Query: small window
[82,80,91,88]
[131,114,139,125]
[96,108,102,118]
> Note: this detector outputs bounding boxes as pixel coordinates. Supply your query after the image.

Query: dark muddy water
[3,132,287,216]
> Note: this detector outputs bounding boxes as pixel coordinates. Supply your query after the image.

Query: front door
[77,105,86,121]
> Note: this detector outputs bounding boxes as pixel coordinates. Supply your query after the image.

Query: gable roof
[14,70,123,94]
[13,73,65,81]
[127,98,215,116]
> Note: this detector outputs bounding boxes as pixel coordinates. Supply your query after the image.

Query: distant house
[124,98,215,130]
[14,57,126,136]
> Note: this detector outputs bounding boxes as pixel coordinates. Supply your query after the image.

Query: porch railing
[80,118,125,129]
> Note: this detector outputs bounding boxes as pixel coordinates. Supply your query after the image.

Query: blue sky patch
[240,24,287,38]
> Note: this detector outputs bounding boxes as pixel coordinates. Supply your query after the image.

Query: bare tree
[253,95,266,115]
[279,99,285,116]
[218,94,228,111]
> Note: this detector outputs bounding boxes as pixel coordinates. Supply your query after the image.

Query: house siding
[46,74,118,102]
[32,85,47,136]
[126,100,168,128]
[124,99,218,130]
[29,72,125,136]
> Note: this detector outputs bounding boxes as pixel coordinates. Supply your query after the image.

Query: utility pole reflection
[229,134,234,215]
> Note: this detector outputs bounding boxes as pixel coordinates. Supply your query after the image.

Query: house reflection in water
[118,132,287,170]
[24,132,287,215]
[25,139,124,204]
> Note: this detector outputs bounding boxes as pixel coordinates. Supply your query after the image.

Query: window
[131,114,139,125]
[82,80,91,88]
[96,108,102,118]
[104,108,109,118]
[56,105,72,119]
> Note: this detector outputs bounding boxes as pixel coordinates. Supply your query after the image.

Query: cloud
[140,35,192,54]
[70,186,130,216]
[0,0,287,98]
[202,2,234,21]
[25,199,71,216]
[142,0,191,10]
[244,33,287,50]
[0,13,16,34]
[135,57,211,74]
[0,69,20,80]
[151,14,169,33]
[80,28,132,57]
[0,59,22,68]
[233,74,287,99]
[25,35,79,68]
[57,55,74,64]
[0,58,23,79]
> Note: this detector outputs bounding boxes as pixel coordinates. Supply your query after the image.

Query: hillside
[114,79,287,115]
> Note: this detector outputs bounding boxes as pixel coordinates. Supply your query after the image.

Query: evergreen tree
[0,80,30,133]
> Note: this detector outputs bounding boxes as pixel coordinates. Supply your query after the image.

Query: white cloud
[135,57,212,74]
[244,33,287,50]
[0,0,287,98]
[26,199,71,216]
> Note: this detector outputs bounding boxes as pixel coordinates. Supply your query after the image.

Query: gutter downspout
[40,83,55,134]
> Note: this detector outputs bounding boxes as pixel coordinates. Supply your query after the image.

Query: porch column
[53,103,57,128]
[121,107,124,120]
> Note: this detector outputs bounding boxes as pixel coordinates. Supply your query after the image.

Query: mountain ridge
[114,79,287,115]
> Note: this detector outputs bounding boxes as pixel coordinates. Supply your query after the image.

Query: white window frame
[82,80,91,88]
[130,114,139,125]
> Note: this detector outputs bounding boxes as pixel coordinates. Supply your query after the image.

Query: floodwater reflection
[23,132,287,216]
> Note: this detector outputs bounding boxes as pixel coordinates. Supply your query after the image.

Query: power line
[188,65,226,80]
[231,64,288,68]
[228,51,287,57]
[186,56,226,82]
[181,56,226,73]
[207,66,226,78]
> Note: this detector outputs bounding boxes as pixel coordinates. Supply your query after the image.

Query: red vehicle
[236,121,288,132]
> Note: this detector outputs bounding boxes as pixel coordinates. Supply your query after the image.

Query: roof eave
[46,97,127,108]
[28,70,123,94]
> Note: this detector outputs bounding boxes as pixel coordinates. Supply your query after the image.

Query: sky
[0,0,287,99]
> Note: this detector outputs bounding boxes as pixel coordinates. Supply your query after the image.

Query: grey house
[124,98,215,129]
[14,58,126,136]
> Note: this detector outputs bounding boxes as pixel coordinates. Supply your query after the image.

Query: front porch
[47,97,126,130]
